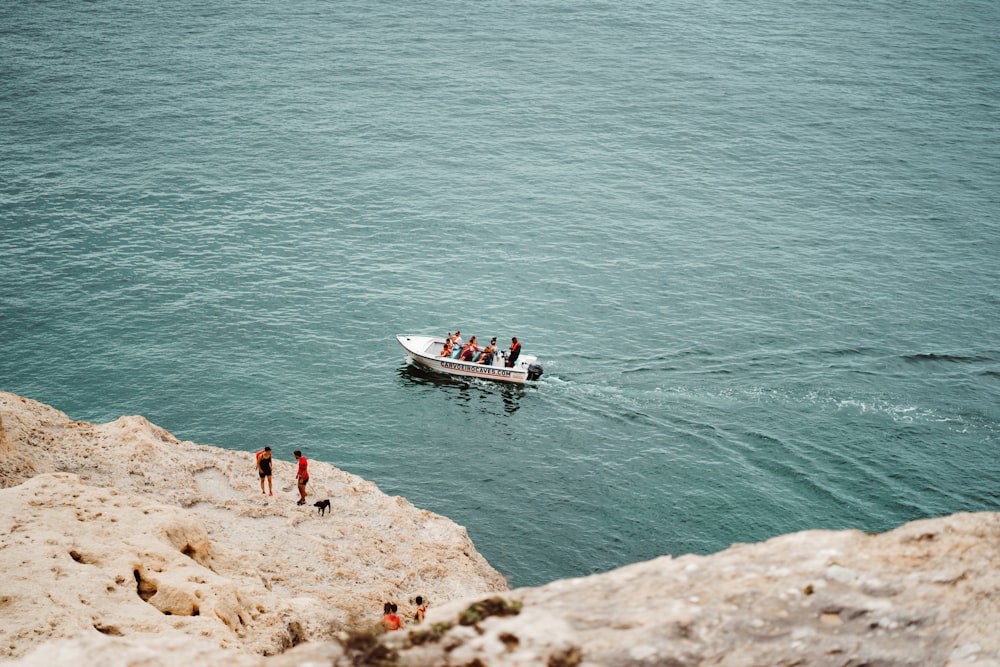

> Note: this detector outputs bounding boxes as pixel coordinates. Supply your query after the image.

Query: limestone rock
[11,630,266,667]
[0,473,286,654]
[387,512,1000,667]
[0,409,37,486]
[3,390,999,667]
[0,391,506,661]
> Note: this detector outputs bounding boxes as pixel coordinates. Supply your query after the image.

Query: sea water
[2,0,998,587]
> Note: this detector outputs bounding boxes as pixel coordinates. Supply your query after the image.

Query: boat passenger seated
[440,340,453,357]
[478,343,497,365]
[449,331,464,357]
[459,336,479,362]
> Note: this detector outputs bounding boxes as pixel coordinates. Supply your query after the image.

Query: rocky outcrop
[1,473,291,656]
[384,512,1000,667]
[0,410,37,486]
[2,391,998,667]
[0,391,506,661]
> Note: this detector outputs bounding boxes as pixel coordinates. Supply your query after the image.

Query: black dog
[314,499,331,516]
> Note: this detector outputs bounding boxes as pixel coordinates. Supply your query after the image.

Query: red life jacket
[506,340,522,367]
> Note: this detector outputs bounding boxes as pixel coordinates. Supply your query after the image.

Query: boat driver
[506,337,521,367]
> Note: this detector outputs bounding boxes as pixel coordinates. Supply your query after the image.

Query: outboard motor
[527,364,544,381]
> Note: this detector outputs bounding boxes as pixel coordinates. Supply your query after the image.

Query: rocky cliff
[2,391,997,667]
[0,391,506,661]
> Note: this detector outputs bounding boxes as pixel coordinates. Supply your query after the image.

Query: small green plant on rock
[338,620,399,667]
[548,646,583,667]
[409,621,454,646]
[458,596,523,626]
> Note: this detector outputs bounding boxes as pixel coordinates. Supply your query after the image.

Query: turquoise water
[2,0,998,587]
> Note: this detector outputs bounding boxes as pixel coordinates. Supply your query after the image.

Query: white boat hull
[396,334,541,384]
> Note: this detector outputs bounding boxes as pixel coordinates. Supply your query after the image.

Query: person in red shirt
[382,602,405,631]
[293,450,309,506]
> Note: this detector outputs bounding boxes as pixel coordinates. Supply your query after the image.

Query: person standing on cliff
[293,450,309,506]
[256,446,273,496]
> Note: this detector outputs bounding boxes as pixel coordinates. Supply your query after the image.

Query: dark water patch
[901,352,996,364]
[817,347,883,358]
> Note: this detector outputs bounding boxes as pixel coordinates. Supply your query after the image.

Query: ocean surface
[2,0,998,588]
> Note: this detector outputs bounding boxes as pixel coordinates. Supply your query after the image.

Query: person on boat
[478,341,497,365]
[505,337,522,367]
[441,338,453,357]
[450,331,464,357]
[459,337,479,362]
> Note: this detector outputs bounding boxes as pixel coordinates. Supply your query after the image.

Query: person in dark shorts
[294,450,309,505]
[256,446,273,496]
[506,337,521,367]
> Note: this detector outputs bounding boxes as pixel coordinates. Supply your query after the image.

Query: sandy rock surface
[3,391,998,667]
[388,511,1000,667]
[0,391,506,661]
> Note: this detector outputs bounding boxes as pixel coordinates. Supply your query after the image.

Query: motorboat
[396,334,543,384]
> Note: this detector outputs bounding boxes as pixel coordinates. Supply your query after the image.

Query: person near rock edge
[505,337,522,367]
[414,596,428,623]
[293,450,309,505]
[383,602,405,631]
[256,446,273,496]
